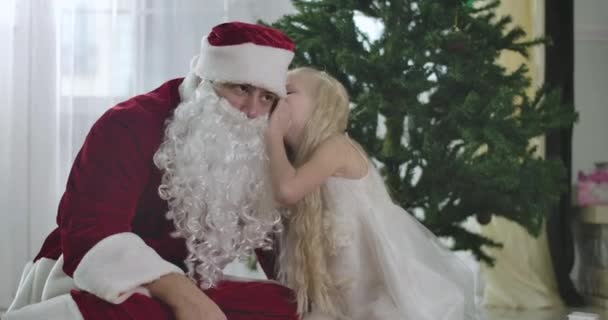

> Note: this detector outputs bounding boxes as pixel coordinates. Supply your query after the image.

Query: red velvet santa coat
[4,78,295,320]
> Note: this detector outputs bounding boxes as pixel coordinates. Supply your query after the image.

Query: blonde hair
[277,67,350,318]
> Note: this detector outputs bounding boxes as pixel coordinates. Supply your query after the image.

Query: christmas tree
[267,0,577,264]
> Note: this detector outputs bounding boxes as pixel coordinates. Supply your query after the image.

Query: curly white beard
[153,80,281,289]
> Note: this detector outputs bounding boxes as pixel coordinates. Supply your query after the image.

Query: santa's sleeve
[58,111,183,304]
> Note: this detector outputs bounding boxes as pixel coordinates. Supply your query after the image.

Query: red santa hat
[192,21,295,97]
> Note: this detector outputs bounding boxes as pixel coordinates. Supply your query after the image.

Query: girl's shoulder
[325,134,369,180]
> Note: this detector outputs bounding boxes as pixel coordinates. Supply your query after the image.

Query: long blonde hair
[277,67,350,318]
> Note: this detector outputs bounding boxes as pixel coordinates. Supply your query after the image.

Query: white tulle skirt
[317,165,479,320]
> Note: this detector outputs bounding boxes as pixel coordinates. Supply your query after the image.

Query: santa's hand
[268,99,292,137]
[172,295,227,320]
[303,311,337,320]
[146,273,227,320]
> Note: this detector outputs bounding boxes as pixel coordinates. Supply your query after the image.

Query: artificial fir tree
[267,0,577,264]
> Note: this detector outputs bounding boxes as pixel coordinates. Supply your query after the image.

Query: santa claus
[5,22,296,320]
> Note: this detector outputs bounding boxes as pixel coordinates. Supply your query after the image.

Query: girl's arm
[266,132,344,206]
[266,99,345,205]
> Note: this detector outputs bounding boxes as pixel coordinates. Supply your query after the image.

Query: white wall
[573,1,608,181]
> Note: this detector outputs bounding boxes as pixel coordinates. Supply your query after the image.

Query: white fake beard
[154,81,281,289]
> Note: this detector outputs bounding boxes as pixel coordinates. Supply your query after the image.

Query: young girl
[266,67,478,320]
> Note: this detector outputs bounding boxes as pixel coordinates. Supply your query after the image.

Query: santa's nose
[241,94,266,119]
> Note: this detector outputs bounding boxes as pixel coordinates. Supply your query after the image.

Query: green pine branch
[258,0,577,266]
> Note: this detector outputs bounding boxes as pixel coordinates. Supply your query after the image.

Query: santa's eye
[261,93,276,102]
[235,85,249,94]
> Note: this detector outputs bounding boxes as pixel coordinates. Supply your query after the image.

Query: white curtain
[0,0,294,308]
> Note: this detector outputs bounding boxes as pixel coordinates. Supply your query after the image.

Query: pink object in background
[578,162,608,206]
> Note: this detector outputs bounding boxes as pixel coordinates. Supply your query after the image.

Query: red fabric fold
[71,280,298,320]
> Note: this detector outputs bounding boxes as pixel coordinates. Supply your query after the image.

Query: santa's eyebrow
[263,90,278,97]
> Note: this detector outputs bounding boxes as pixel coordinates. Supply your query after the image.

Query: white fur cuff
[73,232,183,304]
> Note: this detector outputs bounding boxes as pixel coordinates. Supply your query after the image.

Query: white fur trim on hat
[193,39,294,97]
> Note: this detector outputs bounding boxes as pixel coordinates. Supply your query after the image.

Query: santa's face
[213,83,279,119]
[154,80,281,289]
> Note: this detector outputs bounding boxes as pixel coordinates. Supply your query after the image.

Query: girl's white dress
[315,153,479,320]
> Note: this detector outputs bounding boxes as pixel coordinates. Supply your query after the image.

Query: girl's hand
[268,99,292,137]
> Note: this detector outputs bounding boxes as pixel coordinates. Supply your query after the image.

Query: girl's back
[320,144,478,320]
